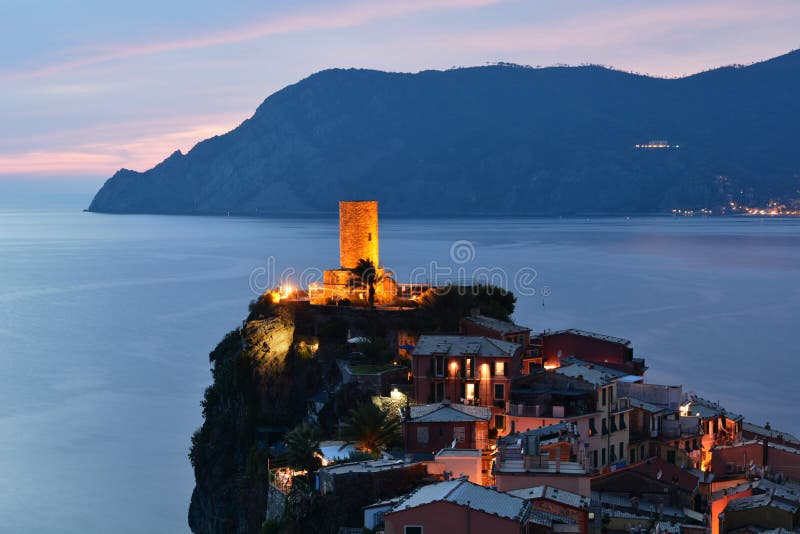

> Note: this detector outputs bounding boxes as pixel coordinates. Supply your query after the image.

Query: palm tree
[285,422,322,475]
[350,258,391,309]
[340,401,401,454]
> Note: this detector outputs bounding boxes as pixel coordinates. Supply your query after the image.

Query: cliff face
[188,309,308,534]
[89,50,800,216]
[187,302,426,533]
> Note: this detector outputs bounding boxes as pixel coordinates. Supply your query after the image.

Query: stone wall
[265,484,286,523]
[339,200,379,269]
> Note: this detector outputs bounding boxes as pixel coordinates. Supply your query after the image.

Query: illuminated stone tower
[339,200,379,269]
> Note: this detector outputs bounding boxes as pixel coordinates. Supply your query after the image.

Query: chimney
[763,437,769,468]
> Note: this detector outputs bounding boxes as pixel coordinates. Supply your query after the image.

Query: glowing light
[544,362,560,370]
[390,388,405,401]
[449,361,459,376]
[281,285,294,299]
[481,363,490,379]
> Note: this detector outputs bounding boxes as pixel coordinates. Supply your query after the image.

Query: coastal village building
[461,313,532,350]
[402,401,491,453]
[680,395,744,448]
[591,456,700,510]
[494,423,591,495]
[708,477,800,534]
[719,491,800,532]
[427,448,484,485]
[505,486,590,534]
[410,335,523,431]
[710,439,800,482]
[539,329,646,375]
[316,458,425,495]
[506,358,633,471]
[742,421,800,449]
[616,381,706,469]
[383,478,577,534]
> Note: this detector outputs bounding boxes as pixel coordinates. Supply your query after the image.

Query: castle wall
[339,200,379,269]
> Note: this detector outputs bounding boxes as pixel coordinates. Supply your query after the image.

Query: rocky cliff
[188,307,312,534]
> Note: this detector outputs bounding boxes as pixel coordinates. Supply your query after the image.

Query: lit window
[495,362,506,376]
[465,383,475,401]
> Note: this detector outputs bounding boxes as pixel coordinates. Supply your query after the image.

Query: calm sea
[1,193,799,532]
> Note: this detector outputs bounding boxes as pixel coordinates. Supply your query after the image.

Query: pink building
[384,478,575,534]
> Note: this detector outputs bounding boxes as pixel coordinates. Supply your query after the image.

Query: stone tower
[339,200,379,269]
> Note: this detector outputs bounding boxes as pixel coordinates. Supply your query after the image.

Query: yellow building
[310,201,396,305]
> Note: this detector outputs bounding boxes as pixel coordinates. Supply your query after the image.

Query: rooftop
[592,457,699,494]
[413,335,521,358]
[591,492,686,521]
[554,357,636,386]
[463,314,531,335]
[544,329,631,346]
[436,448,482,457]
[742,422,800,445]
[408,402,492,423]
[723,492,799,514]
[627,397,670,414]
[496,458,587,476]
[390,478,531,522]
[528,508,577,527]
[498,422,577,447]
[506,485,590,509]
[681,395,744,422]
[319,458,408,476]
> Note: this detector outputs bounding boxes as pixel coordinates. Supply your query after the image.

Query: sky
[1,0,798,183]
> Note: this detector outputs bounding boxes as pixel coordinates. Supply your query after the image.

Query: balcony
[507,403,542,417]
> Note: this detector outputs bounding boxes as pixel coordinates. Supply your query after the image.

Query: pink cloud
[1,0,506,82]
[0,113,245,177]
[0,151,123,176]
[409,0,800,76]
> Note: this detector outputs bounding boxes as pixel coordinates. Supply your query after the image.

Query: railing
[507,403,541,417]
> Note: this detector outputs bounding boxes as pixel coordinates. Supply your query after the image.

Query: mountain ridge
[88,49,800,216]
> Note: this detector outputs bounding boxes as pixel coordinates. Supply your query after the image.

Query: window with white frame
[417,426,429,444]
[494,383,505,400]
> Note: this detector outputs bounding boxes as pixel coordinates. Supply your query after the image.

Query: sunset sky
[2,0,799,182]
